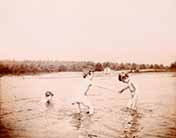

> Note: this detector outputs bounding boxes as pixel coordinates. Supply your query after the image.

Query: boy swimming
[39,91,54,108]
[118,72,138,111]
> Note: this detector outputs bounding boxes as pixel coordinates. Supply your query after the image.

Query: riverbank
[1,69,176,77]
[130,69,176,73]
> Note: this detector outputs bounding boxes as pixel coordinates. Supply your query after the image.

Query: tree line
[0,60,175,75]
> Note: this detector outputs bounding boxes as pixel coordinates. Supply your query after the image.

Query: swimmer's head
[45,91,54,103]
[45,91,54,98]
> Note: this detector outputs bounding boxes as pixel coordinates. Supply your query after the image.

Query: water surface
[0,72,176,138]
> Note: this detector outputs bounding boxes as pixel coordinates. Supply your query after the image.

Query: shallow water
[0,72,176,138]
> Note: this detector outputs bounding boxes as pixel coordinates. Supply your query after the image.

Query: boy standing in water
[118,72,138,111]
[72,70,94,114]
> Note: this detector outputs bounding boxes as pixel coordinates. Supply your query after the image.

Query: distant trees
[95,63,103,71]
[0,60,175,75]
[0,60,96,75]
[170,61,176,69]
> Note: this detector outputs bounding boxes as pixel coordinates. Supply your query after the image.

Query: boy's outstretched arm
[118,86,129,93]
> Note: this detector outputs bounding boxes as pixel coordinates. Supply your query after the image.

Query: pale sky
[0,0,176,65]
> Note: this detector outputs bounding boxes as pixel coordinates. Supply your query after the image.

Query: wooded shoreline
[0,60,176,76]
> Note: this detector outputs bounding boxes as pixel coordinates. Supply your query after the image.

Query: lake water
[0,72,176,138]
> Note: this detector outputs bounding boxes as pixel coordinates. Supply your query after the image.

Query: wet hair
[83,73,88,78]
[83,70,93,78]
[118,73,129,81]
[45,91,54,97]
[118,74,123,81]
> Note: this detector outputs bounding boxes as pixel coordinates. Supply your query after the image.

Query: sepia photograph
[0,0,176,138]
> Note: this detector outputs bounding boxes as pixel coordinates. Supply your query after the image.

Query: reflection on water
[71,112,98,138]
[71,113,82,130]
[121,109,142,138]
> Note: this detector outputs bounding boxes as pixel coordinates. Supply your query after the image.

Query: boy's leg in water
[72,101,81,113]
[76,102,81,113]
[127,98,132,109]
[82,97,94,114]
[131,95,138,110]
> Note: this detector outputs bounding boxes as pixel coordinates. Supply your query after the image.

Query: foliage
[0,60,173,75]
